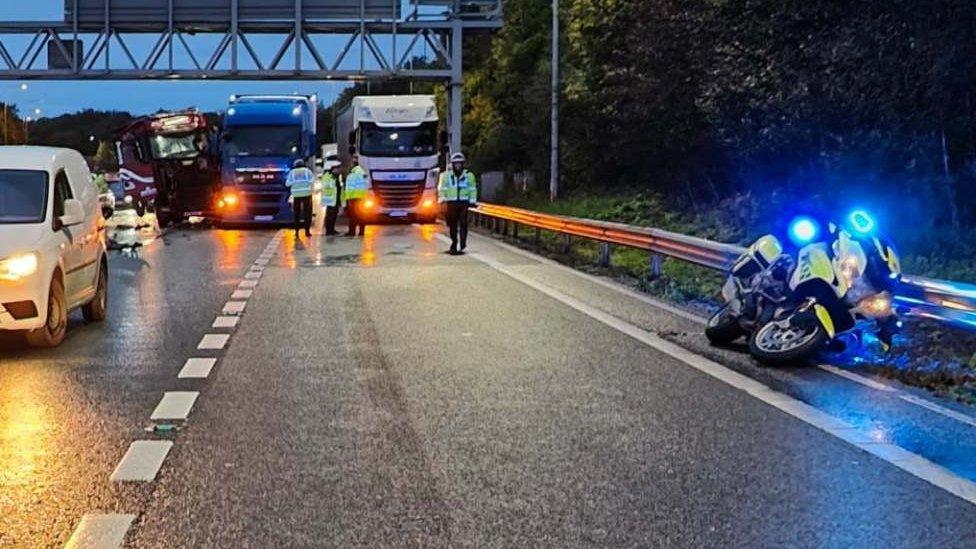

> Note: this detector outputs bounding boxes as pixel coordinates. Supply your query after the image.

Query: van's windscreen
[360,122,437,157]
[0,170,48,224]
[223,126,301,157]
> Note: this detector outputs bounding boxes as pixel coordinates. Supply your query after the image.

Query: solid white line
[223,301,247,315]
[110,440,173,482]
[197,333,229,350]
[467,229,976,431]
[150,391,199,420]
[178,358,217,379]
[238,279,259,289]
[212,316,240,329]
[231,289,253,300]
[468,250,976,506]
[817,364,896,392]
[65,513,135,549]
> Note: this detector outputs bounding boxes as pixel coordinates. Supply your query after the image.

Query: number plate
[389,210,408,217]
[254,215,274,221]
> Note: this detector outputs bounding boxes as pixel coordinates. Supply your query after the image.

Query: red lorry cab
[114,110,219,225]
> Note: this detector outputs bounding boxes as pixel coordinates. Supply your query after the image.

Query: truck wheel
[705,306,744,345]
[82,261,108,322]
[26,275,68,347]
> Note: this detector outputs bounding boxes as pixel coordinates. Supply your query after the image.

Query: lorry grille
[373,181,425,209]
[241,190,285,216]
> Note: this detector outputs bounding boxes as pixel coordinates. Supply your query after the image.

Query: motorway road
[3,222,976,547]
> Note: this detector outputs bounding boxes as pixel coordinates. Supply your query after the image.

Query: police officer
[438,152,478,255]
[320,162,343,236]
[285,158,314,237]
[343,156,368,236]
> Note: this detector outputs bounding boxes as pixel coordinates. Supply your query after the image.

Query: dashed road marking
[198,333,229,350]
[249,265,264,272]
[178,358,217,379]
[110,441,173,482]
[231,289,253,300]
[244,271,262,280]
[239,279,259,289]
[65,513,135,549]
[212,316,240,329]
[150,391,200,420]
[223,301,247,315]
[469,249,976,507]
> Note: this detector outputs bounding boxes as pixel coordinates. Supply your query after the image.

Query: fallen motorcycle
[706,211,902,365]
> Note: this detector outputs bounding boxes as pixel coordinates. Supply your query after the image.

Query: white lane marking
[255,258,270,266]
[231,289,253,300]
[223,301,247,315]
[249,264,264,271]
[817,364,896,392]
[198,333,229,350]
[110,440,173,482]
[465,230,976,430]
[150,391,200,420]
[459,231,708,325]
[212,316,240,329]
[65,513,135,549]
[238,279,259,289]
[898,393,976,429]
[178,358,217,379]
[469,250,976,506]
[244,271,262,280]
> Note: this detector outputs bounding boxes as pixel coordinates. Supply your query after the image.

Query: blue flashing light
[789,216,820,245]
[848,210,875,234]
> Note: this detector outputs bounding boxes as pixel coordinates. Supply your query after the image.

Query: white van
[0,147,109,347]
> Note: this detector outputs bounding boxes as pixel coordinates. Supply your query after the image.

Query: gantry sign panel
[0,0,502,80]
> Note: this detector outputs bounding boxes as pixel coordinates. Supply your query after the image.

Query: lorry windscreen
[360,122,437,157]
[0,170,47,224]
[223,126,301,157]
[150,133,202,160]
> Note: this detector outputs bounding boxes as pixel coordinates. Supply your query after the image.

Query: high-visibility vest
[321,172,341,207]
[285,166,314,198]
[343,165,369,201]
[438,170,477,204]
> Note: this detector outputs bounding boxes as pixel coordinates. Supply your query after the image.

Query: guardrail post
[535,227,542,252]
[598,242,612,268]
[648,253,662,280]
[562,233,571,254]
[512,222,519,240]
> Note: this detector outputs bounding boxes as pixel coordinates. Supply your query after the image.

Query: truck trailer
[336,95,442,224]
[216,94,317,224]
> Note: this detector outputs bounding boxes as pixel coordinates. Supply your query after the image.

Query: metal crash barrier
[469,202,976,330]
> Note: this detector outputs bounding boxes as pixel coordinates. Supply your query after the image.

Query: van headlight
[0,252,39,281]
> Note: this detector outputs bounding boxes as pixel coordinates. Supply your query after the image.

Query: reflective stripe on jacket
[285,167,314,198]
[438,170,477,204]
[321,172,341,207]
[343,165,369,201]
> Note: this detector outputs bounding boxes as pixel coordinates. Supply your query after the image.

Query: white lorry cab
[336,95,443,223]
[0,146,109,347]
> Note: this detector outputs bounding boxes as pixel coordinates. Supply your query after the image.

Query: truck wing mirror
[439,130,449,147]
[348,145,357,156]
[347,130,356,146]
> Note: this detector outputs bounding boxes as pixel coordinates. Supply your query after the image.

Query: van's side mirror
[349,145,357,156]
[60,199,85,228]
[439,130,449,147]
[347,130,356,146]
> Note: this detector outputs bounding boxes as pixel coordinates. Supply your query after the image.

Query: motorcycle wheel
[748,316,829,365]
[134,200,146,217]
[705,306,744,345]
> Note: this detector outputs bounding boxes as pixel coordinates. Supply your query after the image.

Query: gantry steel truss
[0,1,502,150]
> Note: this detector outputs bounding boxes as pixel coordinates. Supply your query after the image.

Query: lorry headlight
[0,252,39,281]
[217,192,240,210]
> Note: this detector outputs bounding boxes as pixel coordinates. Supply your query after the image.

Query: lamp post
[549,0,559,202]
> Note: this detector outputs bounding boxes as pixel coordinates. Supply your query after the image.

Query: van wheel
[26,276,68,347]
[82,261,108,322]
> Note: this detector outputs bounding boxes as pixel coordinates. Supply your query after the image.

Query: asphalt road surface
[3,222,976,548]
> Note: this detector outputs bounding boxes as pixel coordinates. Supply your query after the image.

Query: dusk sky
[0,2,361,117]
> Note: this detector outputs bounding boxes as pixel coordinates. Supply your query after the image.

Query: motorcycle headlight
[0,252,39,281]
[857,292,893,318]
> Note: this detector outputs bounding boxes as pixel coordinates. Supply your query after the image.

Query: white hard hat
[450,152,466,163]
